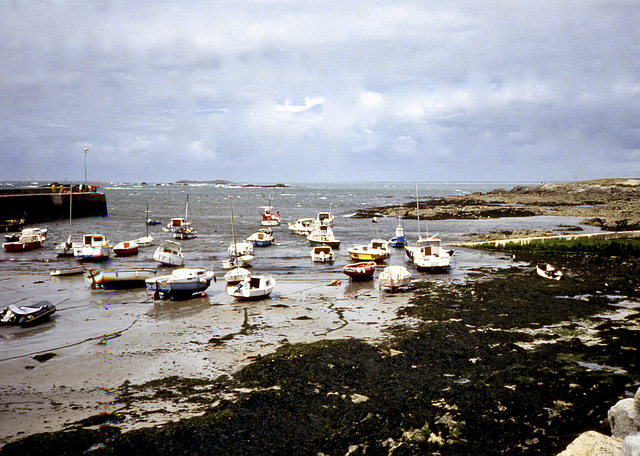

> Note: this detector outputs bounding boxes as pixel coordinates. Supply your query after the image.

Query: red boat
[113,240,139,256]
[3,234,45,252]
[342,261,376,280]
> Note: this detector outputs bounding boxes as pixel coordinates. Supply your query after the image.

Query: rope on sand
[0,319,138,362]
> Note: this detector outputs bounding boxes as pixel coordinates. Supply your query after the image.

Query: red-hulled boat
[3,234,45,252]
[342,261,376,280]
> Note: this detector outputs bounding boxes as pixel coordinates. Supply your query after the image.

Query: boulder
[622,433,640,456]
[557,431,622,456]
[609,398,640,439]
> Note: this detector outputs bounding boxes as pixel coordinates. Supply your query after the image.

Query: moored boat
[3,234,45,252]
[379,265,412,293]
[153,240,185,267]
[50,265,86,276]
[315,211,334,226]
[260,196,281,226]
[226,274,276,300]
[247,230,273,247]
[406,235,452,271]
[222,254,254,269]
[342,261,377,280]
[0,301,56,326]
[347,239,391,262]
[307,225,341,248]
[113,240,139,256]
[310,245,335,262]
[389,223,408,247]
[89,268,157,290]
[228,241,254,256]
[146,268,215,299]
[288,218,315,235]
[224,267,251,285]
[73,234,111,260]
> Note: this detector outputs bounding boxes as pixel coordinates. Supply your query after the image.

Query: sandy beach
[0,269,415,446]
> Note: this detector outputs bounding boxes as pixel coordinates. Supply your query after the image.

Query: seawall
[0,188,108,226]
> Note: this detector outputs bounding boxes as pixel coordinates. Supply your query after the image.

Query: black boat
[0,301,56,326]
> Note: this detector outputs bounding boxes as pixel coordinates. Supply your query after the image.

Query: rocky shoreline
[354,179,640,232]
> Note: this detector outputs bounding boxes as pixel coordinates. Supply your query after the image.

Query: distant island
[172,180,288,188]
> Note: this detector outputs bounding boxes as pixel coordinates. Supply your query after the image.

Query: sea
[0,181,603,279]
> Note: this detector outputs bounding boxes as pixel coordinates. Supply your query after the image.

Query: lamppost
[84,148,89,187]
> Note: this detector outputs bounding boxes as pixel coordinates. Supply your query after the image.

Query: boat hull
[226,275,275,300]
[146,269,214,298]
[91,269,157,290]
[379,266,412,292]
[342,261,376,280]
[0,301,56,326]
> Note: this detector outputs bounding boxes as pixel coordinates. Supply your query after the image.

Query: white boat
[164,195,196,239]
[3,234,46,252]
[537,263,562,280]
[146,268,215,299]
[310,245,335,262]
[408,235,452,271]
[89,268,157,290]
[73,234,111,261]
[260,195,281,226]
[347,239,391,262]
[307,225,341,248]
[5,227,48,241]
[226,274,276,300]
[223,267,251,285]
[315,211,334,226]
[50,265,86,276]
[113,240,139,256]
[222,254,254,269]
[247,230,273,247]
[389,222,408,247]
[153,240,185,267]
[288,218,315,235]
[228,241,254,256]
[379,265,412,293]
[133,235,154,247]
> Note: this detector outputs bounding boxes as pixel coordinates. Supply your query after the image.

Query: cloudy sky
[1,1,639,184]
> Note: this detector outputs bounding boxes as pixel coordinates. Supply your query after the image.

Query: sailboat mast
[416,184,420,240]
[229,195,237,257]
[146,203,149,237]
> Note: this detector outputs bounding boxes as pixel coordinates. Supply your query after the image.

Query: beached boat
[228,241,254,256]
[5,227,48,242]
[153,240,185,267]
[315,211,334,227]
[222,254,254,269]
[226,274,276,300]
[406,235,452,271]
[389,222,408,247]
[113,240,139,256]
[0,301,56,326]
[3,233,45,252]
[133,236,154,247]
[537,263,563,280]
[288,218,315,235]
[260,196,281,226]
[89,268,157,290]
[310,245,335,262]
[73,233,111,260]
[342,261,377,280]
[307,224,341,248]
[146,268,215,299]
[247,230,273,247]
[347,239,391,262]
[50,265,86,276]
[223,267,251,285]
[379,265,412,293]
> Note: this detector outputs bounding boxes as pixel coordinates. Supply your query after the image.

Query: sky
[1,0,639,184]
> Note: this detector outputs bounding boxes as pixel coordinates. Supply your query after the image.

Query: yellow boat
[347,239,391,262]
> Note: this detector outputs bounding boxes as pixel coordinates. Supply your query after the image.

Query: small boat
[379,265,412,293]
[74,234,112,260]
[224,267,251,285]
[226,274,276,300]
[307,225,341,248]
[315,211,334,227]
[372,217,379,223]
[347,239,391,262]
[310,245,335,262]
[55,238,80,256]
[164,195,196,238]
[288,218,315,235]
[3,234,45,252]
[146,268,215,299]
[537,263,563,280]
[89,268,157,290]
[247,230,273,247]
[406,235,452,271]
[113,240,139,256]
[133,236,154,247]
[146,219,161,225]
[153,240,185,267]
[5,227,48,242]
[228,241,254,256]
[260,195,281,226]
[389,223,408,247]
[0,301,56,326]
[222,254,254,269]
[50,265,86,276]
[173,226,198,240]
[342,261,377,280]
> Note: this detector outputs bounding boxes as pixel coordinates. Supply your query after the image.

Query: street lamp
[84,148,89,187]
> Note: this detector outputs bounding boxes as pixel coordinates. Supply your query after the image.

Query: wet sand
[0,269,415,446]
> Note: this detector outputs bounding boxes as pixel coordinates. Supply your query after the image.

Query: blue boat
[389,223,408,247]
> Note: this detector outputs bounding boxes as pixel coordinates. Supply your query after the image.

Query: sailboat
[223,195,253,270]
[55,187,79,256]
[404,185,452,271]
[133,204,154,247]
[164,195,197,239]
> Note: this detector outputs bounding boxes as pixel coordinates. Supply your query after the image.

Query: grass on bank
[469,237,640,256]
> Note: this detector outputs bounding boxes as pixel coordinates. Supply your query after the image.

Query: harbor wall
[0,189,108,225]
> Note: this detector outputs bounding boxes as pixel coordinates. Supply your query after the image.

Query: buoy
[329,279,341,286]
